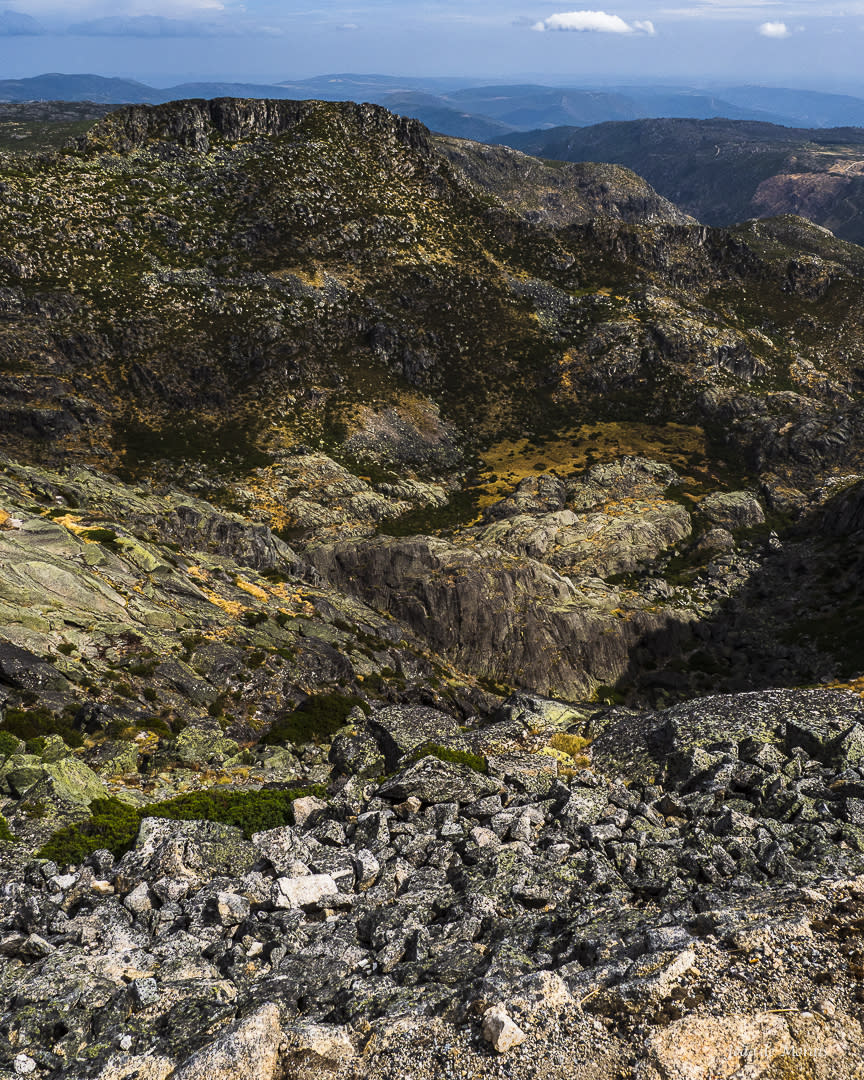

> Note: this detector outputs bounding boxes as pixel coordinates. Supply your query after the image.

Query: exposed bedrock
[306,535,694,698]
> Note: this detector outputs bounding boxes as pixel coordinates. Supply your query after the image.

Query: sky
[2,1,864,91]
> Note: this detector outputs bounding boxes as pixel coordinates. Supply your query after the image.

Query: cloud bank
[532,10,655,34]
[69,15,229,36]
[13,0,225,11]
[0,8,44,33]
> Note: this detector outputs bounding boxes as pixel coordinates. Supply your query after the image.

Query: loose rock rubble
[3,690,864,1077]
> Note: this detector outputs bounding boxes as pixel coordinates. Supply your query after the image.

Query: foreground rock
[2,688,864,1077]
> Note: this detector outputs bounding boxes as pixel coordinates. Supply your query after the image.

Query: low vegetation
[37,784,327,865]
[262,693,369,746]
[0,706,84,750]
[411,743,489,774]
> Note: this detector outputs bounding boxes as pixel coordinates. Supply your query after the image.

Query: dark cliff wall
[79,97,432,155]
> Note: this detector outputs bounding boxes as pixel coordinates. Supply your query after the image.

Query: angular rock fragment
[377,755,500,804]
[273,873,340,909]
[481,1005,527,1053]
[171,1004,284,1080]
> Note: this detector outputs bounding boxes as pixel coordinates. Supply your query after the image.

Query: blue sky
[2,1,864,90]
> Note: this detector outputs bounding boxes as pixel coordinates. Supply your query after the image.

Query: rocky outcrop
[80,97,431,156]
[307,534,693,698]
[434,135,695,227]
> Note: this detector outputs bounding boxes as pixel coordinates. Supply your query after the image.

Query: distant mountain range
[5,72,864,139]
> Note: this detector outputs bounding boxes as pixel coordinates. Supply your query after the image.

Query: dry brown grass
[472,421,707,509]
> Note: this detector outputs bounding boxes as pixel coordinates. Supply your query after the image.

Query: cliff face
[79,96,432,155]
[306,533,695,699]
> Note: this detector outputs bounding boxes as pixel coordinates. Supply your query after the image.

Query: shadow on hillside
[611,481,864,708]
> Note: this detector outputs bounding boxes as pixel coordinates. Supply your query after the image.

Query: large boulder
[171,1004,284,1080]
[367,704,462,769]
[377,755,500,804]
[699,490,765,530]
[114,818,257,891]
[1,751,106,806]
[173,723,239,767]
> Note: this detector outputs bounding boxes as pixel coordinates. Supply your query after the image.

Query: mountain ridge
[9,71,864,136]
[504,117,864,245]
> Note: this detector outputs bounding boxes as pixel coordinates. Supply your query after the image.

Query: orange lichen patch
[243,464,300,533]
[0,510,10,529]
[548,732,592,757]
[271,581,316,616]
[200,589,245,618]
[271,265,328,288]
[827,676,864,697]
[186,566,210,583]
[50,513,85,532]
[236,579,269,603]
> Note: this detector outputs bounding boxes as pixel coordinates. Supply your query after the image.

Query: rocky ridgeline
[4,691,864,1077]
[78,98,431,158]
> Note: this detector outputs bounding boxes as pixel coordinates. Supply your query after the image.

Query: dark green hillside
[2,98,864,500]
[505,117,864,245]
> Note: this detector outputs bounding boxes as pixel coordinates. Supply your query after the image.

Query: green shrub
[262,693,369,747]
[144,785,326,836]
[38,797,140,865]
[1,706,84,749]
[180,633,204,661]
[136,717,173,739]
[128,660,158,677]
[595,684,627,706]
[241,611,268,628]
[411,743,488,774]
[0,731,20,760]
[37,784,327,865]
[57,642,75,656]
[0,815,14,844]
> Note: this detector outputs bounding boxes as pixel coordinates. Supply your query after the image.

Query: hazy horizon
[3,2,864,94]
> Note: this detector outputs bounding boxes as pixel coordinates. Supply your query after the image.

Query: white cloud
[758,19,790,35]
[532,9,655,33]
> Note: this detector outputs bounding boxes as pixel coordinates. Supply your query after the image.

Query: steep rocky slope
[433,136,694,228]
[505,117,864,246]
[2,98,864,1078]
